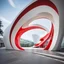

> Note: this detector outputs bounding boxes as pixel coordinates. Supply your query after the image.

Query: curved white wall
[3,0,62,51]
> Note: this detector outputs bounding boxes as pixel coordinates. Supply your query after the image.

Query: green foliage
[20,39,34,47]
[61,38,64,48]
[0,20,3,36]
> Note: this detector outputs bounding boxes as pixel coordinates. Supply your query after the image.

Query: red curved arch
[44,23,54,50]
[15,26,46,50]
[34,23,54,50]
[9,0,58,50]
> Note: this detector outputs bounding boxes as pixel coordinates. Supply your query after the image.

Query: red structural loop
[15,26,47,50]
[9,0,58,50]
[34,23,54,50]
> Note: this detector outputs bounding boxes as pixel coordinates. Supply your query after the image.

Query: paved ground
[0,49,64,64]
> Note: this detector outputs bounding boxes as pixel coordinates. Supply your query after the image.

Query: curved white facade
[3,0,62,51]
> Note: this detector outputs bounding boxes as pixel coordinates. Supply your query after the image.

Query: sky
[0,0,32,31]
[0,0,51,42]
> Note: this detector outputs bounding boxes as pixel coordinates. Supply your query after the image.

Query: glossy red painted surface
[15,26,46,50]
[9,0,58,50]
[34,23,54,50]
[44,23,54,50]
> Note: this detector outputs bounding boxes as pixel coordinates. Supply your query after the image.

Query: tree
[0,20,3,36]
